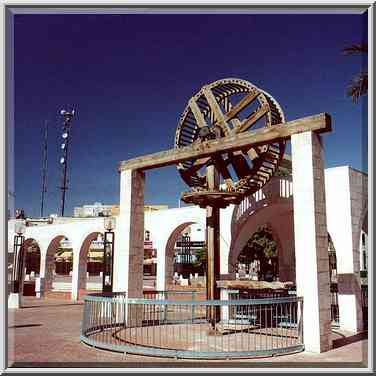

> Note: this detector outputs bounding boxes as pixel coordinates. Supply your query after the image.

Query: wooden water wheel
[175,78,286,207]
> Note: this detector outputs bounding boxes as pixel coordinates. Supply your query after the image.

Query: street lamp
[103,217,116,293]
[9,221,26,308]
[59,108,75,217]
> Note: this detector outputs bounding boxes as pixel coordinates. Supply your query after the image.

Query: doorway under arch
[21,238,41,296]
[234,224,280,282]
[228,201,295,283]
[76,232,104,300]
[164,222,197,288]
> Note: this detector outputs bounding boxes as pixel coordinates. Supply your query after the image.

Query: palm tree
[343,43,368,103]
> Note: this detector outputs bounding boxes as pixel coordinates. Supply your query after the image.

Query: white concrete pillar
[291,131,332,353]
[71,250,83,301]
[8,293,21,309]
[325,167,365,333]
[165,253,174,289]
[220,288,230,321]
[35,277,45,298]
[219,205,233,276]
[70,241,85,301]
[40,252,55,292]
[156,238,167,292]
[113,169,144,298]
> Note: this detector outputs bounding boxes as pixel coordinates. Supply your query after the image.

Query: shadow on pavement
[9,324,42,329]
[332,332,368,349]
[20,303,82,309]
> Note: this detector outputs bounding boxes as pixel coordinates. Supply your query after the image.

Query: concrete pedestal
[35,277,45,298]
[291,131,332,353]
[8,293,21,309]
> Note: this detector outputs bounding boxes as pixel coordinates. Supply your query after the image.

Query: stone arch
[230,176,294,240]
[16,238,41,295]
[229,221,283,276]
[152,207,206,291]
[164,222,196,288]
[228,200,295,282]
[42,235,68,292]
[75,231,103,300]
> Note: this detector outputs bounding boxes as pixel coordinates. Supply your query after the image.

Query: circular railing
[80,291,304,359]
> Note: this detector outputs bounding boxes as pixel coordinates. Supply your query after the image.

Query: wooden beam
[202,86,230,136]
[189,98,208,129]
[118,113,331,172]
[206,165,221,326]
[224,91,259,122]
[236,104,269,133]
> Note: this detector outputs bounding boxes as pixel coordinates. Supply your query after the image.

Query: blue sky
[13,13,368,217]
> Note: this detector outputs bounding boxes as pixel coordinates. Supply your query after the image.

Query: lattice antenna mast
[59,109,75,217]
[40,120,48,217]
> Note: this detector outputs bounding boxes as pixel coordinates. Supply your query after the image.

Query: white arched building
[8,165,367,336]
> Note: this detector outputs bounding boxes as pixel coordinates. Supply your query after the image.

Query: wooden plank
[224,91,259,121]
[206,165,221,325]
[202,86,230,135]
[118,113,331,171]
[189,98,208,129]
[247,147,261,160]
[237,104,269,133]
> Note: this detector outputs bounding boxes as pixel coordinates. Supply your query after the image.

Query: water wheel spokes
[175,78,286,207]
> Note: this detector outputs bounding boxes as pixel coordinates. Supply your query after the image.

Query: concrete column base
[35,277,45,298]
[8,293,21,309]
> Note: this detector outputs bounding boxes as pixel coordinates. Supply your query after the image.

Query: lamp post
[59,109,75,217]
[8,221,26,308]
[103,217,116,293]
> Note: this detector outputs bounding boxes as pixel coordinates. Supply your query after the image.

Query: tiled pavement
[7,296,368,370]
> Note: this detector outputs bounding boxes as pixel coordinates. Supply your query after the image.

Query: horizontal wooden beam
[118,113,331,172]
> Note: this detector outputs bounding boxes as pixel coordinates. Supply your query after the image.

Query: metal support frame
[103,231,115,292]
[11,234,25,293]
[40,120,48,217]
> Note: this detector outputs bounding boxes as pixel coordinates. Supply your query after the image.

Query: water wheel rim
[175,78,286,199]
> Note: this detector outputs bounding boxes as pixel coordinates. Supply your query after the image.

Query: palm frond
[346,71,368,103]
[342,43,368,55]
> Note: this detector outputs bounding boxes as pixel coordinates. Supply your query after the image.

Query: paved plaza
[8,296,368,369]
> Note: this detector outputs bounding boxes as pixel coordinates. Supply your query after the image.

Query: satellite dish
[62,132,68,139]
[60,157,65,164]
[60,109,66,115]
[61,143,66,149]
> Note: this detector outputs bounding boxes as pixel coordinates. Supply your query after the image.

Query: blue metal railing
[80,291,304,359]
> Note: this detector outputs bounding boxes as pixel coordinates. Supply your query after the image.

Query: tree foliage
[236,225,277,279]
[193,246,207,268]
[343,43,368,103]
